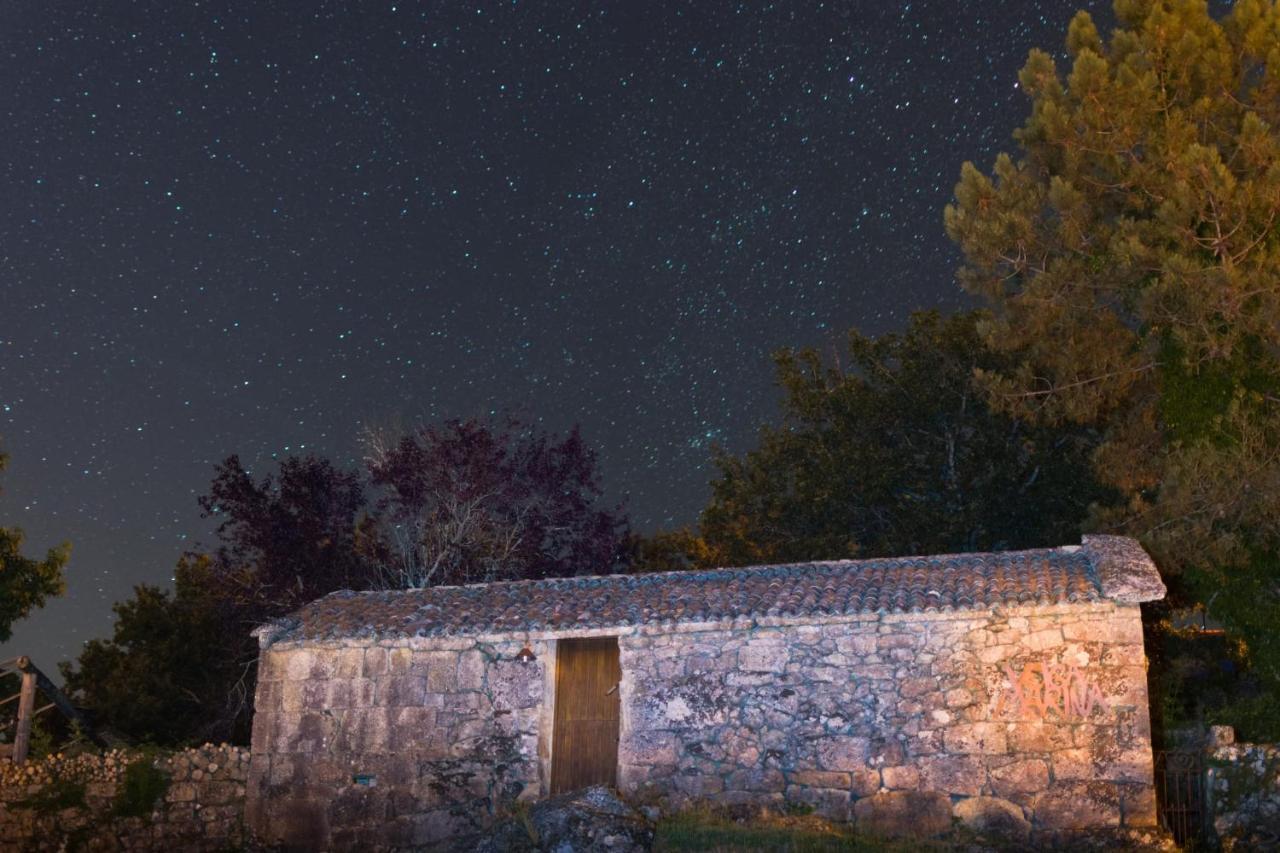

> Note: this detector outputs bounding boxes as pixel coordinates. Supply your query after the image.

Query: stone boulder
[463,786,653,853]
[952,796,1031,841]
[852,790,951,839]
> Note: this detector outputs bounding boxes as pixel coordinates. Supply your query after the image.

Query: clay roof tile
[257,537,1166,645]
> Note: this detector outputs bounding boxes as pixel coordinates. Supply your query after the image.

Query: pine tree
[945,0,1280,732]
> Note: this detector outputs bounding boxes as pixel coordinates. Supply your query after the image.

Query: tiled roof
[260,535,1165,645]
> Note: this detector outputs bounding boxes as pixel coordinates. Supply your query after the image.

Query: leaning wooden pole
[11,667,36,764]
[8,656,128,756]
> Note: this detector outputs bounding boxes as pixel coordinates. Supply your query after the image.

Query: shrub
[112,756,170,818]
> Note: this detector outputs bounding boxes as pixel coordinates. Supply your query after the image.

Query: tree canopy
[199,453,372,618]
[60,452,372,745]
[362,417,628,587]
[692,312,1107,567]
[945,0,1280,732]
[0,447,69,643]
[62,417,628,745]
[60,556,235,745]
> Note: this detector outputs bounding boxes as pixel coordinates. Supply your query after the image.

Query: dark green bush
[112,756,170,818]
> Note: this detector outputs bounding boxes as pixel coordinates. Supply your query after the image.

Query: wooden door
[551,637,621,793]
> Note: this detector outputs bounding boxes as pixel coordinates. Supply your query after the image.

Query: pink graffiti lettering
[994,660,1109,720]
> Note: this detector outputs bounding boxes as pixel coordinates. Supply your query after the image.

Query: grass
[653,808,953,853]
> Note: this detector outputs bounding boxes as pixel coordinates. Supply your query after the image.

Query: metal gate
[1154,749,1204,845]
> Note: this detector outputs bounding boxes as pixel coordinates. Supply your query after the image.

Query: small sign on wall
[352,774,377,787]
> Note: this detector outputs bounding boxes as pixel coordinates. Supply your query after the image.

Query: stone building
[246,535,1166,848]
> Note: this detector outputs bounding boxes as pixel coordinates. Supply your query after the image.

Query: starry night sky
[1,1,1108,669]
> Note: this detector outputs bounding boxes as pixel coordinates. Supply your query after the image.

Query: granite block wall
[247,636,550,849]
[617,601,1156,839]
[249,601,1159,848]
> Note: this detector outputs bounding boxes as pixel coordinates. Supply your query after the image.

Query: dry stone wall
[247,636,549,849]
[1205,726,1280,850]
[618,601,1157,842]
[0,744,247,852]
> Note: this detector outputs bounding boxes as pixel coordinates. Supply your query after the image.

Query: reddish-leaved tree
[198,453,373,617]
[361,417,627,588]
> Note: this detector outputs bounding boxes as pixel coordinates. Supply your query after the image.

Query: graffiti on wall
[994,659,1109,720]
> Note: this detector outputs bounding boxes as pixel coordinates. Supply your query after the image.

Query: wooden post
[6,656,127,751]
[12,656,37,764]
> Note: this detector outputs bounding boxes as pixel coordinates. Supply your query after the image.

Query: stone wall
[1205,726,1280,850]
[0,744,248,852]
[247,636,549,849]
[249,600,1159,848]
[618,601,1157,842]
